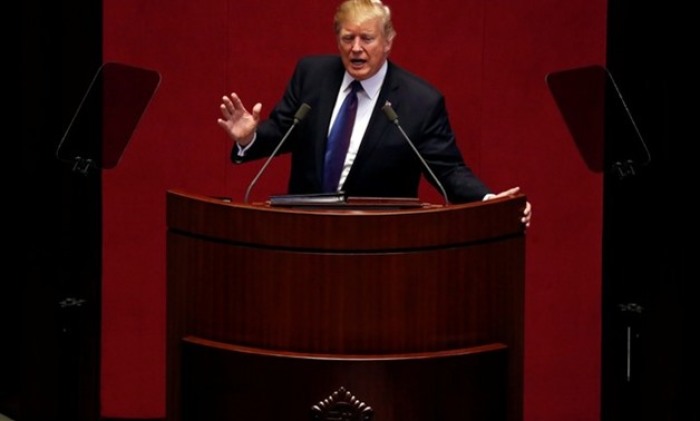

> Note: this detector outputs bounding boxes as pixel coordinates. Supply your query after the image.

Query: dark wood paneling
[181,338,508,421]
[166,191,526,421]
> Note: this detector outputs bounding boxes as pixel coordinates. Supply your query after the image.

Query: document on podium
[268,192,425,209]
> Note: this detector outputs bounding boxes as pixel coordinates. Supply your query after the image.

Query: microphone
[244,103,311,203]
[381,102,450,206]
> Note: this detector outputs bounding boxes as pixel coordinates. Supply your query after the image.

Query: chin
[349,68,368,80]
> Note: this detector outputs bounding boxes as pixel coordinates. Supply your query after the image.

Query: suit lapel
[313,68,344,184]
[346,62,400,182]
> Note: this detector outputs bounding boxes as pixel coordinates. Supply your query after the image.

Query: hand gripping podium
[166,189,526,421]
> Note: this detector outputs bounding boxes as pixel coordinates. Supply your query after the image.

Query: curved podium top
[166,189,527,420]
[166,189,527,251]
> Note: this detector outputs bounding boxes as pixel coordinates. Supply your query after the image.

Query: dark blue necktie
[323,80,362,192]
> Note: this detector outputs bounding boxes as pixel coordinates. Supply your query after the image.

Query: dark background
[602,1,694,420]
[13,1,102,420]
[9,0,693,420]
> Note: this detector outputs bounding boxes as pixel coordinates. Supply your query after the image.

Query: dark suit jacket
[232,55,491,203]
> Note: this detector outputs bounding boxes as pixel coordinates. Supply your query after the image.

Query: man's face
[337,16,393,81]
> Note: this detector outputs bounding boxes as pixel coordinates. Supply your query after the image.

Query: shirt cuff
[236,132,257,157]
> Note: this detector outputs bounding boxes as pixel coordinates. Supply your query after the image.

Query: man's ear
[384,36,394,54]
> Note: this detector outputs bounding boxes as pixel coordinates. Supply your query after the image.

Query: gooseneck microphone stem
[381,103,450,206]
[244,103,311,204]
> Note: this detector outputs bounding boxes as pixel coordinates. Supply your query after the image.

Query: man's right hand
[217,92,262,146]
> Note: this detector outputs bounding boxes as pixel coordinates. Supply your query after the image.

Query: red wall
[102,1,606,419]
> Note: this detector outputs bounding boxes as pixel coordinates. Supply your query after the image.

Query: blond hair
[334,0,396,40]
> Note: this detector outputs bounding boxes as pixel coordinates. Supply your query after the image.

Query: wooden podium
[166,189,526,421]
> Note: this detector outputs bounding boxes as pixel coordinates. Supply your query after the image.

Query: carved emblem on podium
[310,386,374,420]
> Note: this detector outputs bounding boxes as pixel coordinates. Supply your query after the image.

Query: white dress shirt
[330,61,388,191]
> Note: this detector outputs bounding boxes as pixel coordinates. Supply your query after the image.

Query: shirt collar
[341,60,388,100]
